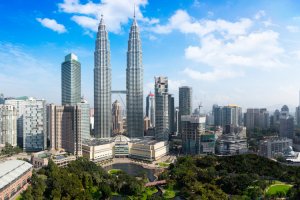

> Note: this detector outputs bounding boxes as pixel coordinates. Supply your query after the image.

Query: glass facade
[61,53,81,106]
[126,18,144,138]
[94,16,112,138]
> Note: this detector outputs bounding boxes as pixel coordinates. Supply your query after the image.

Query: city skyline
[2,0,300,111]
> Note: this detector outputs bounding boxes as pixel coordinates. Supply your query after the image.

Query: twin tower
[94,15,143,138]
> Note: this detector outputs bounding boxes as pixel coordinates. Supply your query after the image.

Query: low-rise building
[0,160,32,200]
[82,136,169,163]
[259,137,293,158]
[31,151,76,168]
[216,133,248,155]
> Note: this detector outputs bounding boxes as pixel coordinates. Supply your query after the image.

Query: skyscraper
[0,105,17,146]
[146,92,155,127]
[155,77,169,140]
[126,15,143,138]
[94,15,112,138]
[61,53,81,106]
[47,104,82,156]
[280,105,294,139]
[245,108,269,130]
[112,100,124,135]
[168,94,175,134]
[179,86,192,133]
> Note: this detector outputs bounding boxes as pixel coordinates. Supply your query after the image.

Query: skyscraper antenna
[134,3,136,18]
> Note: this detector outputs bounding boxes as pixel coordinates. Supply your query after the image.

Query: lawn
[158,162,170,168]
[108,169,122,175]
[266,182,293,196]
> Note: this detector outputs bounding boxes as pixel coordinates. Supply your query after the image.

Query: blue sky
[1,0,300,112]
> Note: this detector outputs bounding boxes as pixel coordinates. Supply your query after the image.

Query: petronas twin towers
[94,15,143,138]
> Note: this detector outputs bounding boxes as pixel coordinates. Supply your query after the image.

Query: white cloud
[185,31,285,69]
[254,10,266,20]
[36,18,67,33]
[152,10,252,37]
[0,42,60,102]
[168,79,187,92]
[286,25,300,33]
[58,0,157,33]
[183,68,244,81]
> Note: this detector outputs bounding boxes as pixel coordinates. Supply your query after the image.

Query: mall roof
[0,160,32,190]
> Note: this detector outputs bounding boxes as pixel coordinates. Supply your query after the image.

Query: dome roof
[113,135,130,143]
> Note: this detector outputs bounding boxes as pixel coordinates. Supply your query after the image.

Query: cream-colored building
[31,151,76,168]
[82,136,169,163]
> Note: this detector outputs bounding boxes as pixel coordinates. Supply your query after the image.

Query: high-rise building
[245,108,269,130]
[47,104,82,156]
[23,99,47,152]
[77,98,90,141]
[213,105,242,128]
[174,107,179,134]
[126,15,143,138]
[280,105,294,140]
[112,100,124,135]
[155,77,169,141]
[179,86,192,133]
[0,105,17,146]
[146,92,155,127]
[94,15,112,138]
[5,97,46,150]
[181,115,206,154]
[61,53,81,106]
[296,91,300,126]
[168,94,175,134]
[0,93,4,104]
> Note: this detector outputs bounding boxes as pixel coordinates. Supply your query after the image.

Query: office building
[144,116,151,133]
[179,86,192,133]
[259,137,293,158]
[146,92,155,127]
[61,53,81,106]
[94,15,112,138]
[279,105,294,140]
[155,77,169,141]
[213,104,242,128]
[47,104,82,156]
[77,98,90,141]
[112,100,124,135]
[0,160,32,200]
[22,98,47,152]
[174,107,179,134]
[0,94,4,104]
[168,94,175,134]
[126,15,144,138]
[5,97,29,146]
[0,105,17,146]
[181,115,206,154]
[200,133,216,154]
[245,108,269,130]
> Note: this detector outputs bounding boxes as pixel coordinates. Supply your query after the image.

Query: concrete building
[0,160,32,200]
[0,105,17,146]
[245,108,269,130]
[216,127,248,155]
[144,116,151,133]
[279,105,294,140]
[47,104,82,156]
[82,136,169,163]
[146,92,155,127]
[0,94,4,104]
[61,53,81,106]
[77,98,90,141]
[179,86,192,134]
[174,107,179,135]
[200,133,216,154]
[94,15,112,139]
[155,77,169,141]
[213,104,242,128]
[22,98,47,152]
[259,137,293,158]
[31,151,76,168]
[112,100,124,135]
[126,15,144,138]
[181,115,206,154]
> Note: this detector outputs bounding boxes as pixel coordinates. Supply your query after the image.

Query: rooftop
[0,160,32,190]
